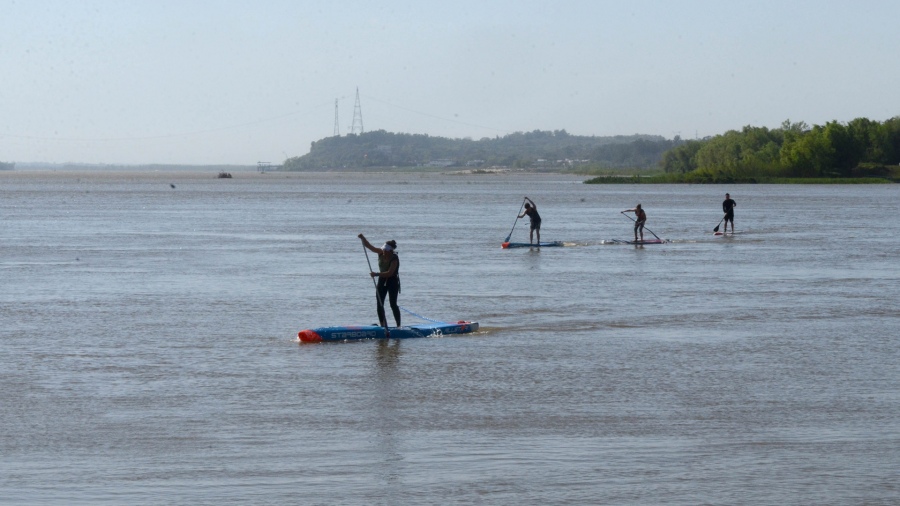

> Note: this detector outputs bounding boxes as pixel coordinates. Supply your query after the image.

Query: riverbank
[584,174,897,184]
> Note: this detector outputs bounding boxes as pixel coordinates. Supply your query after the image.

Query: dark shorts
[724,211,734,222]
[530,219,541,231]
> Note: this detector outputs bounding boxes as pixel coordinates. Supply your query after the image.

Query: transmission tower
[350,87,364,135]
[333,99,340,136]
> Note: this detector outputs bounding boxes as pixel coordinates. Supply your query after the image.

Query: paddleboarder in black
[517,196,541,245]
[623,204,647,242]
[722,193,736,234]
[359,234,401,328]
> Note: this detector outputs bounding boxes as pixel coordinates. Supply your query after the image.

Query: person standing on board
[623,204,647,242]
[722,193,737,234]
[517,196,542,245]
[358,234,401,328]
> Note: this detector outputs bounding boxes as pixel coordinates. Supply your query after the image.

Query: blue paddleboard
[299,320,479,343]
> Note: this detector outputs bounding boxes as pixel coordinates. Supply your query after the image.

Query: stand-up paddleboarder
[359,234,401,328]
[623,204,647,242]
[517,197,542,245]
[722,193,737,234]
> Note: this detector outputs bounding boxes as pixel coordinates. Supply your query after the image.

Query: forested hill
[282,130,676,170]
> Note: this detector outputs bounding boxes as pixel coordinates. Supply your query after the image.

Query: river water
[2,170,898,505]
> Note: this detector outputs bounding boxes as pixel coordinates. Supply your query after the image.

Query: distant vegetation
[588,117,900,184]
[282,117,900,184]
[282,129,678,170]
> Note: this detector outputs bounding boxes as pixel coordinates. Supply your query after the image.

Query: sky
[2,0,899,165]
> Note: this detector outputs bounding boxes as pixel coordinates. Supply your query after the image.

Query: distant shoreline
[4,167,894,184]
[583,174,897,184]
[10,163,258,172]
[0,167,577,181]
[0,164,547,176]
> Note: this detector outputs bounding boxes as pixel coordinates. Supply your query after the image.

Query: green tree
[880,116,900,163]
[822,121,856,176]
[661,140,702,174]
[780,125,836,177]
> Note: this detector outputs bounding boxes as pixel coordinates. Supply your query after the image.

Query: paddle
[504,197,527,243]
[361,238,390,336]
[620,211,662,241]
[713,215,725,233]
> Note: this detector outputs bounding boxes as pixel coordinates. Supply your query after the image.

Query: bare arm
[358,234,384,254]
[519,197,536,218]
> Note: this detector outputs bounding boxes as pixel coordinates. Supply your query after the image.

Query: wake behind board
[610,238,668,245]
[502,241,564,248]
[299,320,478,343]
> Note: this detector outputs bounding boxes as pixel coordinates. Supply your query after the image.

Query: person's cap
[382,243,393,252]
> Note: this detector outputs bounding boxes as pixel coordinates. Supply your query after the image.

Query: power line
[361,94,508,134]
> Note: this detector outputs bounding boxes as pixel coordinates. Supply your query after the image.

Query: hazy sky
[2,0,899,165]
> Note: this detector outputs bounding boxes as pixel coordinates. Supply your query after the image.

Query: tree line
[659,117,900,182]
[282,117,900,182]
[282,129,676,170]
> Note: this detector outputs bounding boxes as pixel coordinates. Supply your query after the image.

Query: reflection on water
[372,340,404,492]
[375,339,403,375]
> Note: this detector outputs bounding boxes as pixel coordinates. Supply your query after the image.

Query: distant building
[425,159,455,167]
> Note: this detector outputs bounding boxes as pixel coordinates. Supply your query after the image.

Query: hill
[282,130,678,170]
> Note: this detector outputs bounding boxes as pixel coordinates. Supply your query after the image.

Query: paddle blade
[713,224,720,232]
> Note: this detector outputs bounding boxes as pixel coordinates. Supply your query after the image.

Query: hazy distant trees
[660,117,900,180]
[282,129,674,170]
